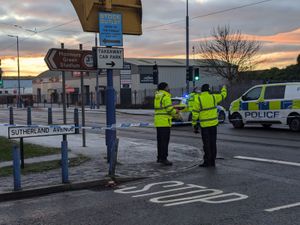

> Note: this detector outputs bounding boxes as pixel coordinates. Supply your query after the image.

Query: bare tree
[197,25,262,82]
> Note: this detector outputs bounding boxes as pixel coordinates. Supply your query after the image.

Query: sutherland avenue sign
[8,126,76,139]
[44,48,96,71]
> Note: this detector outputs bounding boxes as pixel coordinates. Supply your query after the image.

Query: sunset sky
[0,0,299,77]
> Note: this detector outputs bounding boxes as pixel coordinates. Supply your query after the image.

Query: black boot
[161,159,173,166]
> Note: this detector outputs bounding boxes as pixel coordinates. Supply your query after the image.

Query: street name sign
[8,126,76,139]
[99,12,123,47]
[95,47,124,69]
[45,48,96,71]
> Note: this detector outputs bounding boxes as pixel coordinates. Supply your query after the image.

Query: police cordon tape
[0,121,193,131]
[0,115,298,131]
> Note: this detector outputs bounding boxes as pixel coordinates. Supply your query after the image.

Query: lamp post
[186,0,190,94]
[8,35,21,108]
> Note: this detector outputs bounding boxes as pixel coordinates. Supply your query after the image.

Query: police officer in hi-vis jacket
[192,84,227,167]
[154,82,179,166]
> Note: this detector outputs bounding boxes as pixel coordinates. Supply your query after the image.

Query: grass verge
[0,155,90,177]
[0,136,60,162]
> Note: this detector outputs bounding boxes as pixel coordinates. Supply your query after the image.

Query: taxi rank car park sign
[95,47,124,69]
[44,48,95,72]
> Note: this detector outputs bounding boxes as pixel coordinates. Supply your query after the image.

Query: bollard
[61,140,69,183]
[74,108,79,134]
[9,107,14,125]
[109,138,119,178]
[48,108,53,125]
[13,145,21,191]
[27,107,32,126]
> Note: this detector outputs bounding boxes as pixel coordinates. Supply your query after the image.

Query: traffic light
[0,67,3,88]
[70,0,142,35]
[187,66,193,81]
[153,64,158,85]
[194,68,200,81]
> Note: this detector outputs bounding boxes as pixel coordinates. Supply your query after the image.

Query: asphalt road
[0,108,299,224]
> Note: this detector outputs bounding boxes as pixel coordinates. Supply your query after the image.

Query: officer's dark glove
[193,125,199,134]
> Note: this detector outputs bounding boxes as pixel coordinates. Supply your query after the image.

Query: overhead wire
[144,0,273,31]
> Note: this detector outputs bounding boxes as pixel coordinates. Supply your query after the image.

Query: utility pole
[95,33,100,109]
[8,35,21,107]
[186,0,190,94]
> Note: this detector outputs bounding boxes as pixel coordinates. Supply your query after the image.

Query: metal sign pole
[61,43,67,142]
[80,44,86,147]
[106,68,116,162]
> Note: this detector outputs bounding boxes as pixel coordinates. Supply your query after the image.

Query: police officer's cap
[158,82,168,90]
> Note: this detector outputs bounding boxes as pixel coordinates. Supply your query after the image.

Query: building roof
[2,76,35,80]
[35,58,229,79]
[124,58,226,67]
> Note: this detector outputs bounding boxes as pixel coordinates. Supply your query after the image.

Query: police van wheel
[262,124,272,128]
[188,113,192,121]
[231,114,244,129]
[289,118,300,132]
[218,111,226,123]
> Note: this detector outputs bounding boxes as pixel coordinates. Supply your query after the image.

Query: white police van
[229,82,300,131]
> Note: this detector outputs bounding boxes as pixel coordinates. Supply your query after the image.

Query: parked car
[171,97,226,124]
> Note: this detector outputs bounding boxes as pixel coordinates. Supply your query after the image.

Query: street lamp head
[8,34,18,38]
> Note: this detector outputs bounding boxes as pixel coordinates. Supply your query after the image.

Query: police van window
[242,87,262,101]
[265,85,285,100]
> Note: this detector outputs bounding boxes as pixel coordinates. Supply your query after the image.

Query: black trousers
[156,127,171,161]
[201,125,217,165]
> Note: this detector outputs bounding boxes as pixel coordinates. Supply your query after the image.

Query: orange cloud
[2,56,48,77]
[244,28,300,44]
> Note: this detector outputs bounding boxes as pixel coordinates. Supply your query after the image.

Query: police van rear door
[240,86,263,123]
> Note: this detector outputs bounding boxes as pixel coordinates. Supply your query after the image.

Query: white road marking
[132,184,205,198]
[115,181,248,207]
[165,193,248,207]
[265,202,300,212]
[234,156,300,167]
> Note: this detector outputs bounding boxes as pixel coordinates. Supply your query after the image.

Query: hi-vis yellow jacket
[154,90,177,127]
[188,92,197,112]
[192,86,227,128]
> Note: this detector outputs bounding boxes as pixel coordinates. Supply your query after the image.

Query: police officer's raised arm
[214,85,227,104]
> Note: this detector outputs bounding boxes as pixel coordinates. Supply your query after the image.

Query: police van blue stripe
[281,100,293,109]
[259,102,269,110]
[240,102,248,110]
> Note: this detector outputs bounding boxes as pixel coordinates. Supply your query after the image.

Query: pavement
[0,108,201,200]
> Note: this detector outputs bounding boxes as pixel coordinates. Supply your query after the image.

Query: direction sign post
[98,12,124,164]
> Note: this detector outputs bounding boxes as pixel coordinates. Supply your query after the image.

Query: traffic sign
[44,48,96,71]
[95,47,124,69]
[99,12,123,47]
